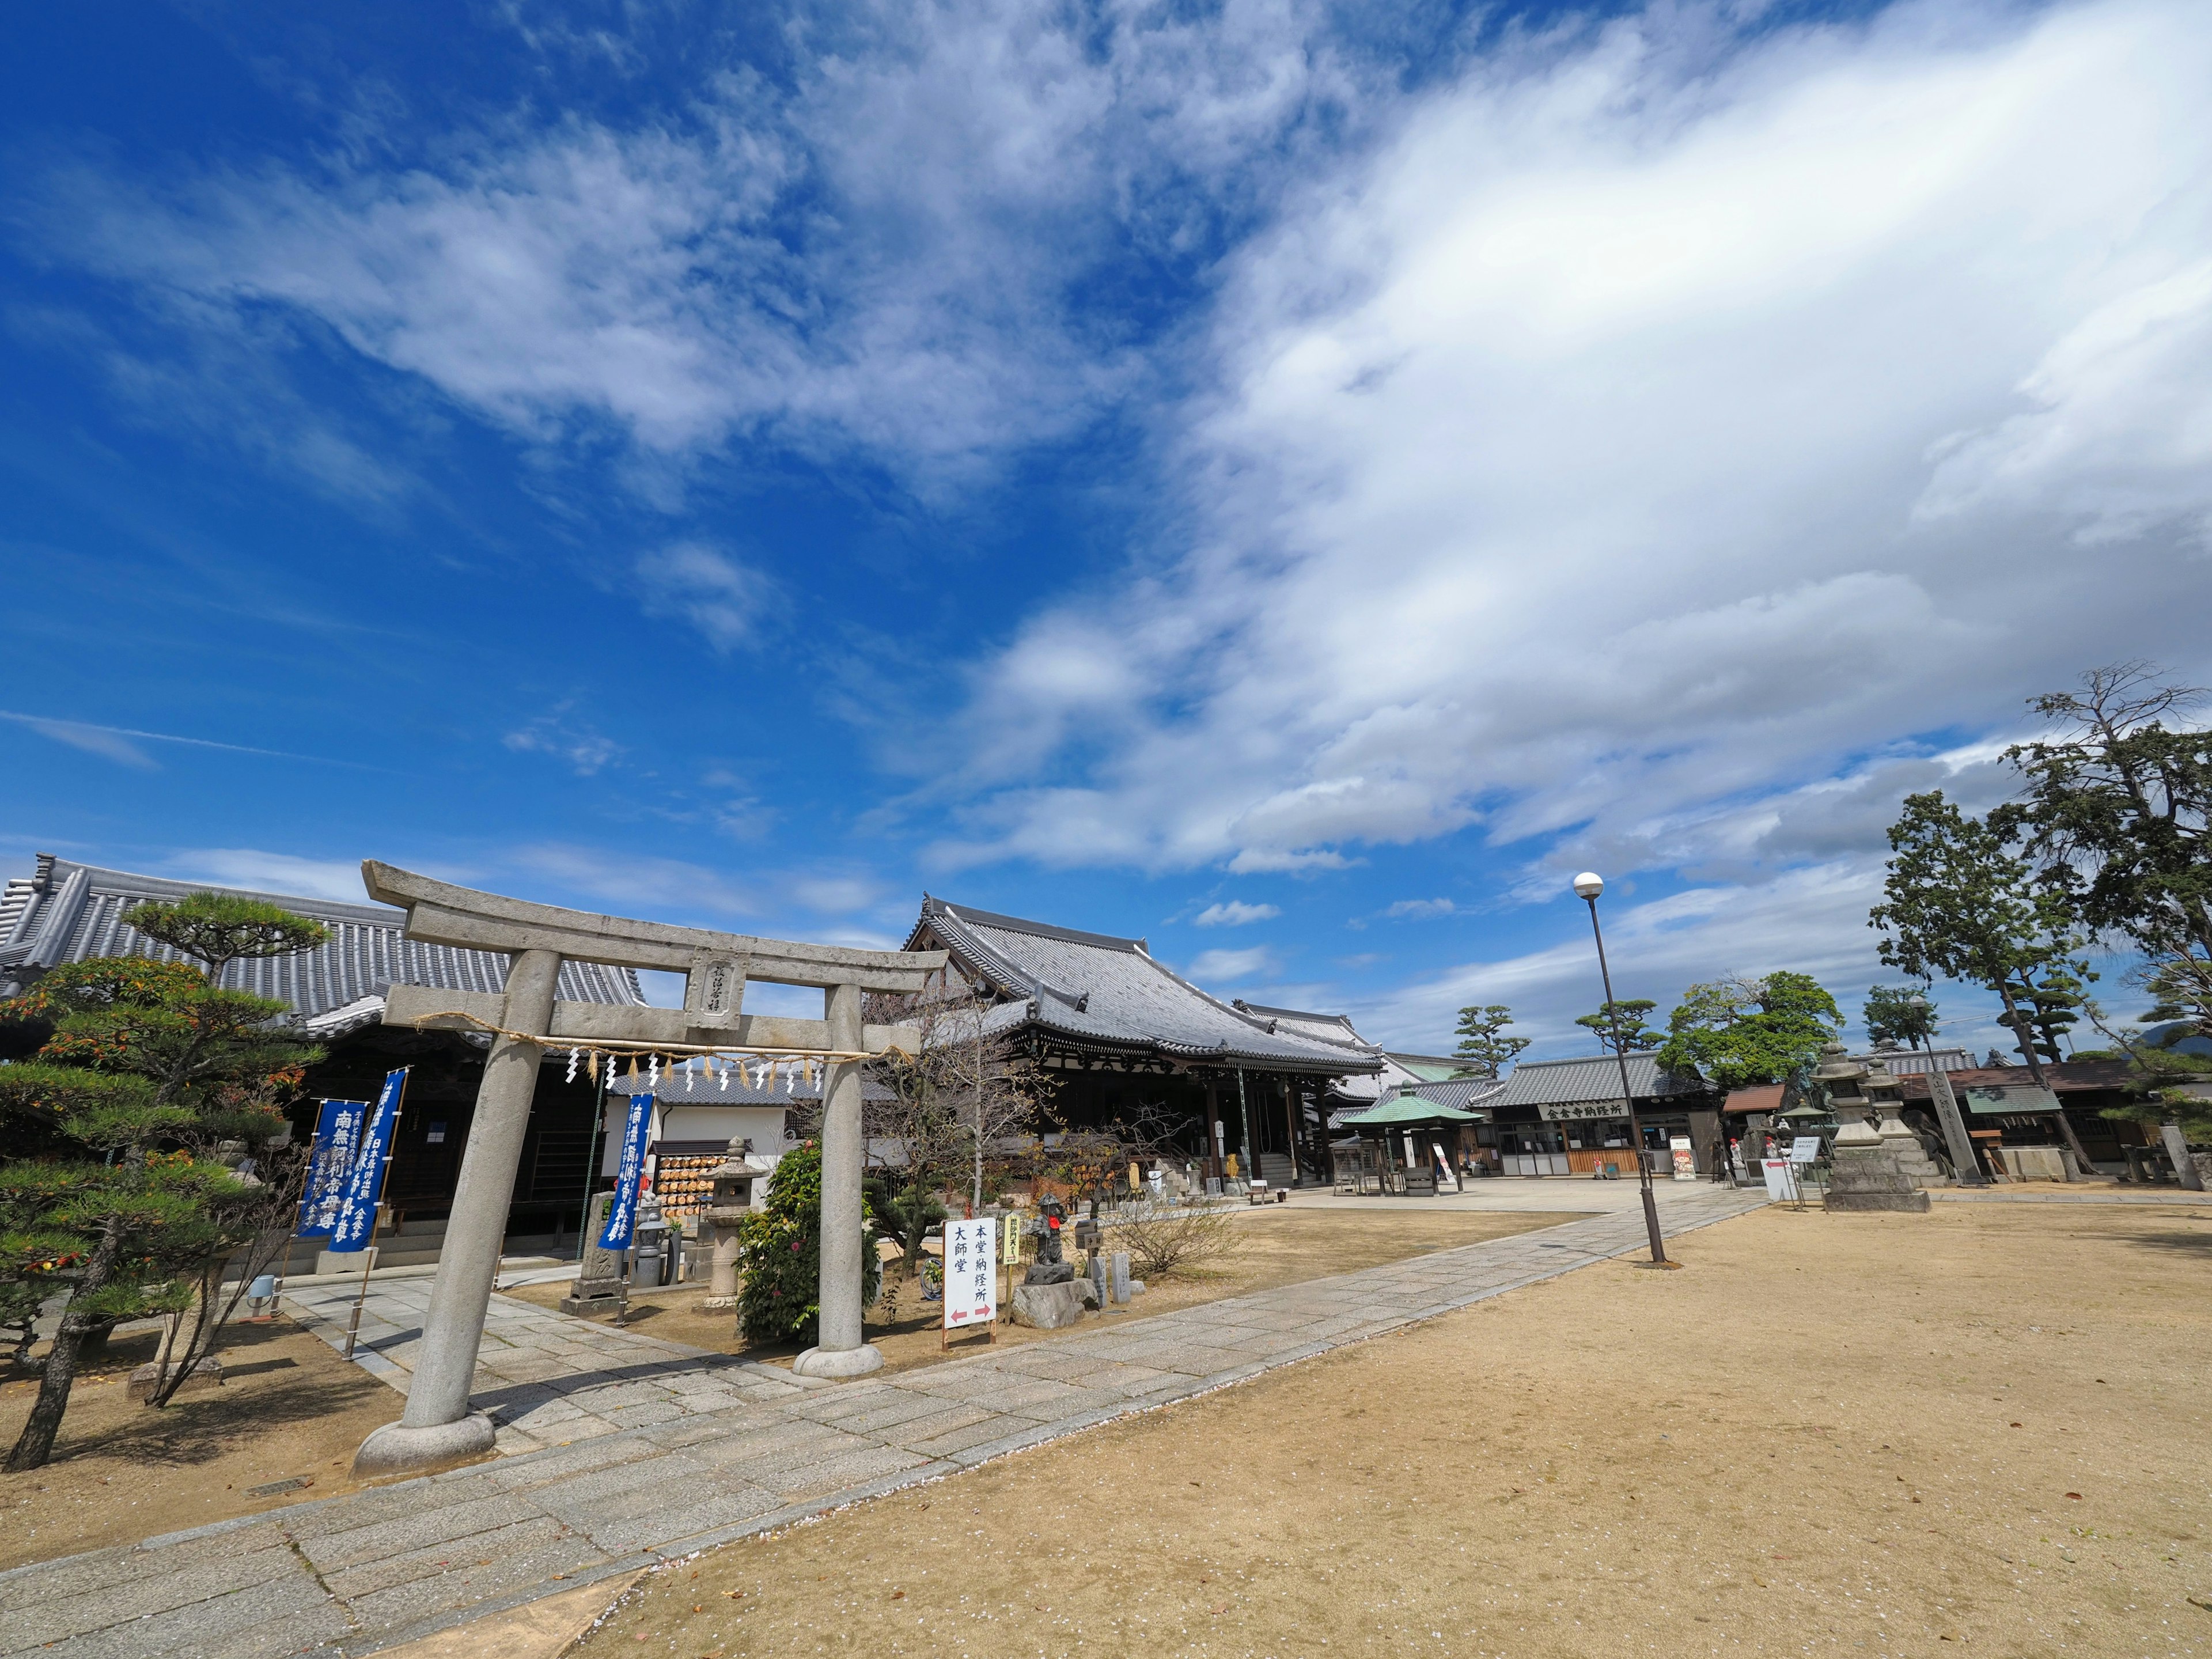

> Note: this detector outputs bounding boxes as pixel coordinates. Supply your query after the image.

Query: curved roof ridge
[921,895,1146,955]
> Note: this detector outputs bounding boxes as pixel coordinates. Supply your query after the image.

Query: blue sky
[5,0,2210,1056]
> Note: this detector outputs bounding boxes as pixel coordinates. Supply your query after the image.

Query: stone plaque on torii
[349,862,946,1480]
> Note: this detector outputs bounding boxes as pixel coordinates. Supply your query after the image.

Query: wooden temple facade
[903,898,1384,1186]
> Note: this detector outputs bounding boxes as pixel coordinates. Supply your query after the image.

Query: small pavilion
[1335,1093,1485,1195]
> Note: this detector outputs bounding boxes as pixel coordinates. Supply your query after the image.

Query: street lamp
[1573,872,1671,1266]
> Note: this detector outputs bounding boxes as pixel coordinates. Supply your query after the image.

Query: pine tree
[1575,999,1661,1055]
[0,894,324,1471]
[1451,1005,1531,1077]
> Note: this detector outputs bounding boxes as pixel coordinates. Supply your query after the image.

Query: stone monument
[1010,1196,1085,1329]
[559,1191,626,1316]
[1025,1196,1073,1285]
[346,863,940,1479]
[1819,1043,1930,1214]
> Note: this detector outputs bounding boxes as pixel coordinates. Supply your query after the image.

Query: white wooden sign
[943,1218,998,1334]
[1761,1158,1800,1202]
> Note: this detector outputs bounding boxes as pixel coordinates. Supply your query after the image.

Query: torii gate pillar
[347,864,941,1480]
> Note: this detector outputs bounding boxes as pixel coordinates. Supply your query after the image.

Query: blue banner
[296,1098,369,1237]
[598,1093,654,1251]
[328,1069,406,1253]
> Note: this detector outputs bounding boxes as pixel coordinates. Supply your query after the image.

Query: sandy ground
[579,1200,2212,1659]
[0,1315,403,1568]
[499,1206,1582,1373]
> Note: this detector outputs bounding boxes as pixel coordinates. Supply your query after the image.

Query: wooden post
[1204,1080,1223,1185]
[1280,1076,1301,1187]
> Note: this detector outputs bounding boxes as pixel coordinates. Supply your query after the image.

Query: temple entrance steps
[1256,1152,1295,1188]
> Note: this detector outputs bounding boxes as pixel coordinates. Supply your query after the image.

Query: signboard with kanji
[943,1217,998,1334]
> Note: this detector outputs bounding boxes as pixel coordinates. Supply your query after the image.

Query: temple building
[1,854,643,1255]
[904,897,1383,1184]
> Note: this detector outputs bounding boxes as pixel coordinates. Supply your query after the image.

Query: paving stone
[565,1483,783,1554]
[761,1445,930,1501]
[340,1529,613,1638]
[874,1404,995,1449]
[296,1490,547,1574]
[317,1516,582,1600]
[0,1543,304,1650]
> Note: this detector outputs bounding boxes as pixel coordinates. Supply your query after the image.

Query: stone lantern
[701,1137,769,1310]
[1866,1057,1942,1184]
[1817,1041,1929,1213]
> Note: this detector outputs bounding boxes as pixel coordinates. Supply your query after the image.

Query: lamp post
[1910,991,1986,1188]
[1573,873,1669,1266]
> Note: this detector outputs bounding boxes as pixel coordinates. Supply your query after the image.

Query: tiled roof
[1329,1073,1503,1129]
[1,854,643,1035]
[1490,1051,1713,1108]
[908,899,1380,1075]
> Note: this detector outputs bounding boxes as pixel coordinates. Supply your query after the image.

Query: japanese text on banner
[599,1093,654,1250]
[328,1070,407,1253]
[943,1217,997,1330]
[297,1097,368,1238]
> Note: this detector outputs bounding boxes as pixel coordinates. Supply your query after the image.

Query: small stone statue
[1025,1196,1074,1285]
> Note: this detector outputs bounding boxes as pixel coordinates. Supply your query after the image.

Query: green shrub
[733,1141,879,1344]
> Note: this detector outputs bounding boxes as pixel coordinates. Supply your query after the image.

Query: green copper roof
[1336,1093,1486,1127]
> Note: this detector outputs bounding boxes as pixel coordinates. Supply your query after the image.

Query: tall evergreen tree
[1657,974,1841,1090]
[1452,1005,1531,1077]
[1995,662,2212,1038]
[1863,984,1939,1051]
[1575,999,1661,1055]
[1869,790,2088,1088]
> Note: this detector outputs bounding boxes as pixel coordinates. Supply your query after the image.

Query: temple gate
[349,862,944,1479]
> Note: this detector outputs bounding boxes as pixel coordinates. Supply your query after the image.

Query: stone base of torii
[346,863,943,1481]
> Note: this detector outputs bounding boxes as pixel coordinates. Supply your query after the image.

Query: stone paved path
[0,1187,1764,1659]
[279,1278,814,1456]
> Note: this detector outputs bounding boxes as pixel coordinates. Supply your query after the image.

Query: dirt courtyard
[501,1204,1583,1373]
[585,1200,2212,1658]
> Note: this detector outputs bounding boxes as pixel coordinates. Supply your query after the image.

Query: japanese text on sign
[943,1217,998,1331]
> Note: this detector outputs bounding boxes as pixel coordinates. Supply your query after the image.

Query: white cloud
[1385,898,1457,919]
[1183,945,1278,986]
[634,543,779,652]
[165,849,368,903]
[503,712,620,775]
[787,875,882,915]
[23,0,1370,492]
[1193,899,1279,927]
[945,0,2212,897]
[510,842,756,918]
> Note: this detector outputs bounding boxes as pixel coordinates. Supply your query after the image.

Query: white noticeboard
[1787,1136,1823,1164]
[1669,1135,1696,1181]
[943,1218,998,1335]
[1761,1158,1800,1201]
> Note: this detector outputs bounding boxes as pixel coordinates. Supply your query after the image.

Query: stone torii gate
[349,863,945,1479]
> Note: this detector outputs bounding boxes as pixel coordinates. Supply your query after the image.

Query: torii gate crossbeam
[349,863,945,1480]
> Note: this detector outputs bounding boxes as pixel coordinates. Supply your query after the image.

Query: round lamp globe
[1571,872,1604,900]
